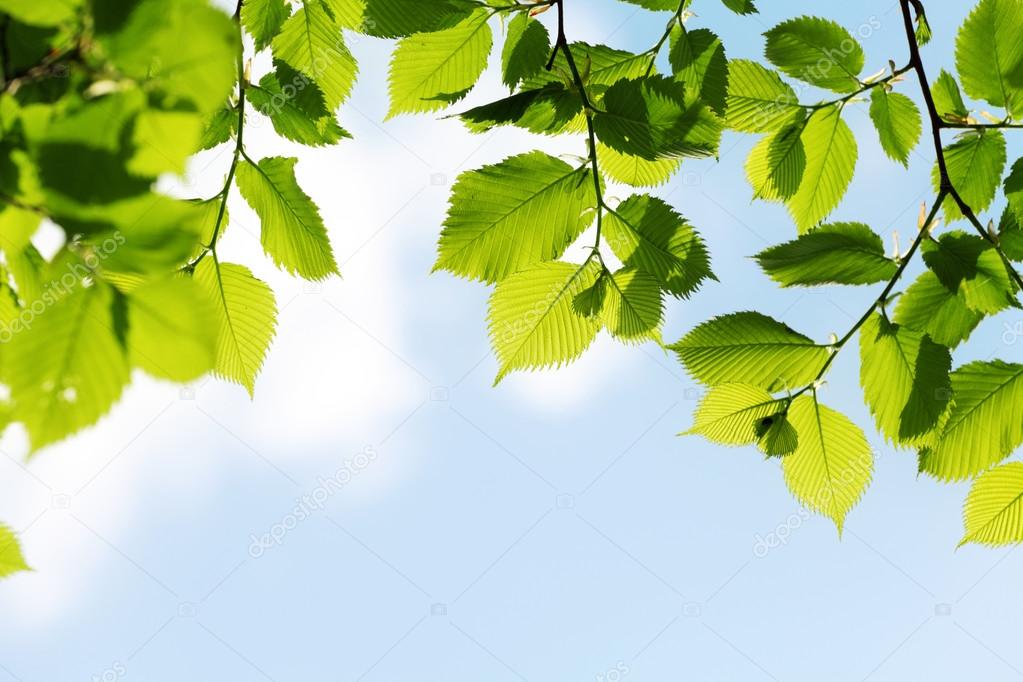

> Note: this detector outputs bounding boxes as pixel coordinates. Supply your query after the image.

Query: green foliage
[954,0,1023,119]
[961,462,1023,547]
[764,16,863,93]
[869,88,922,167]
[686,383,792,456]
[754,223,897,287]
[502,14,550,90]
[0,525,29,579]
[935,130,1006,222]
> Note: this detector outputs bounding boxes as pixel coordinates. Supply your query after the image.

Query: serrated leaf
[754,222,897,287]
[724,59,802,132]
[931,69,969,122]
[434,151,596,283]
[786,105,856,232]
[127,278,216,382]
[599,267,664,342]
[894,270,984,348]
[764,16,863,93]
[922,231,1014,314]
[272,2,358,113]
[869,88,921,167]
[597,143,680,187]
[934,129,1006,223]
[248,73,350,147]
[669,26,729,116]
[501,13,550,90]
[669,311,829,391]
[387,9,492,118]
[7,282,129,451]
[721,0,757,14]
[782,394,873,532]
[488,260,601,383]
[241,0,289,52]
[961,462,1023,547]
[859,313,951,445]
[1000,206,1023,261]
[686,383,790,448]
[920,360,1023,482]
[361,0,476,37]
[193,260,277,396]
[235,156,339,281]
[457,84,582,135]
[199,106,237,151]
[955,0,1023,118]
[757,413,798,456]
[603,194,712,297]
[0,525,29,579]
[745,117,806,201]
[593,75,723,161]
[617,0,678,9]
[1004,156,1023,225]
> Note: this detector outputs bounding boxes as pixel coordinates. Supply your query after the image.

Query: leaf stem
[643,1,689,76]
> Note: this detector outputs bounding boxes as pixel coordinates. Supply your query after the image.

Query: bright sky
[2,2,1022,681]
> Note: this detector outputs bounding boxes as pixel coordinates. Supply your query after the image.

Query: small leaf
[961,462,1023,547]
[894,270,984,348]
[745,117,807,201]
[931,69,969,122]
[921,231,1014,314]
[934,129,1006,223]
[241,0,290,52]
[669,26,729,116]
[754,222,897,287]
[273,2,358,112]
[599,267,664,342]
[721,0,757,15]
[248,73,351,147]
[686,383,789,449]
[764,16,864,93]
[501,13,550,90]
[869,88,921,167]
[787,104,857,232]
[669,311,829,391]
[235,157,339,281]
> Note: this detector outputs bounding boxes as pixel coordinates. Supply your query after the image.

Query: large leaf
[685,383,794,456]
[869,88,921,167]
[501,13,550,90]
[488,261,601,383]
[894,270,984,348]
[272,2,358,112]
[782,394,873,532]
[921,231,1015,314]
[434,151,596,283]
[193,260,278,396]
[7,282,129,451]
[955,0,1023,118]
[127,278,217,382]
[593,75,723,161]
[724,59,802,132]
[787,105,857,232]
[859,314,951,445]
[387,9,492,118]
[961,462,1023,547]
[669,311,829,391]
[764,16,864,93]
[755,222,896,286]
[920,361,1023,482]
[934,129,1006,223]
[0,525,29,579]
[669,26,729,116]
[603,194,712,298]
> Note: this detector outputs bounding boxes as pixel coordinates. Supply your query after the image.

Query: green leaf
[0,204,41,254]
[869,88,921,167]
[721,0,757,15]
[7,282,129,451]
[434,151,596,283]
[1004,156,1023,226]
[859,313,951,445]
[599,267,664,342]
[934,130,1006,223]
[597,143,680,187]
[669,26,729,116]
[127,278,217,382]
[193,260,278,396]
[685,383,790,451]
[604,194,712,298]
[488,260,601,383]
[501,13,550,90]
[0,525,29,579]
[786,104,857,232]
[593,75,723,161]
[955,0,1023,118]
[669,311,829,391]
[617,0,678,9]
[272,2,358,112]
[757,413,799,456]
[96,0,237,115]
[241,0,290,52]
[920,360,1023,482]
[387,9,492,118]
[248,73,351,147]
[128,110,204,177]
[457,84,582,135]
[922,231,1014,314]
[1000,206,1023,261]
[534,42,652,89]
[894,270,984,348]
[754,222,897,287]
[782,394,873,532]
[235,156,339,281]
[745,117,806,201]
[764,16,864,93]
[961,462,1023,547]
[724,59,802,133]
[0,0,78,26]
[322,0,366,29]
[361,0,475,38]
[931,69,969,122]
[199,106,237,151]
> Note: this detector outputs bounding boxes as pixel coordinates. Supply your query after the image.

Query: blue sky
[2,1,1022,680]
